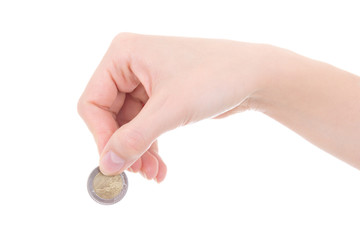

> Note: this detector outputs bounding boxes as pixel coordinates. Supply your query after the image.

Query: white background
[0,0,359,239]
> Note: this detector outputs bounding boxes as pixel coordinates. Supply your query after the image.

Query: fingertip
[99,164,113,176]
[99,150,127,176]
[140,151,159,180]
[130,158,142,172]
[150,150,167,183]
[155,165,167,183]
[155,168,167,183]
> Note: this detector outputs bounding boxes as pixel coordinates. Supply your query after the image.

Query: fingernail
[100,151,125,175]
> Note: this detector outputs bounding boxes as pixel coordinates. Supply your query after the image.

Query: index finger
[77,39,140,154]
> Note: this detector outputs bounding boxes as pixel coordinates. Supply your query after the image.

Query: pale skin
[78,33,360,182]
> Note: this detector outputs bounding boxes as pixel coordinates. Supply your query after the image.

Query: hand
[77,33,268,181]
[78,33,360,178]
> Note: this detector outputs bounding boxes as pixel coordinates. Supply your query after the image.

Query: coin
[87,167,128,205]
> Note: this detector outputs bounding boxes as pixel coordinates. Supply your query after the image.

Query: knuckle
[77,97,86,118]
[113,32,135,40]
[111,32,138,49]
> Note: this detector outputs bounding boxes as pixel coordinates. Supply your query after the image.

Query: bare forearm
[253,46,360,168]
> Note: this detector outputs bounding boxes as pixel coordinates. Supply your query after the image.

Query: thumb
[99,97,176,175]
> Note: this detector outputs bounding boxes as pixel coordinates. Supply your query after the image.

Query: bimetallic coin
[87,167,128,205]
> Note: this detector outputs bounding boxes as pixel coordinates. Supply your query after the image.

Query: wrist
[246,44,309,114]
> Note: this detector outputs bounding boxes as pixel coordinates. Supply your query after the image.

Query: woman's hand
[77,33,269,181]
[78,33,360,180]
